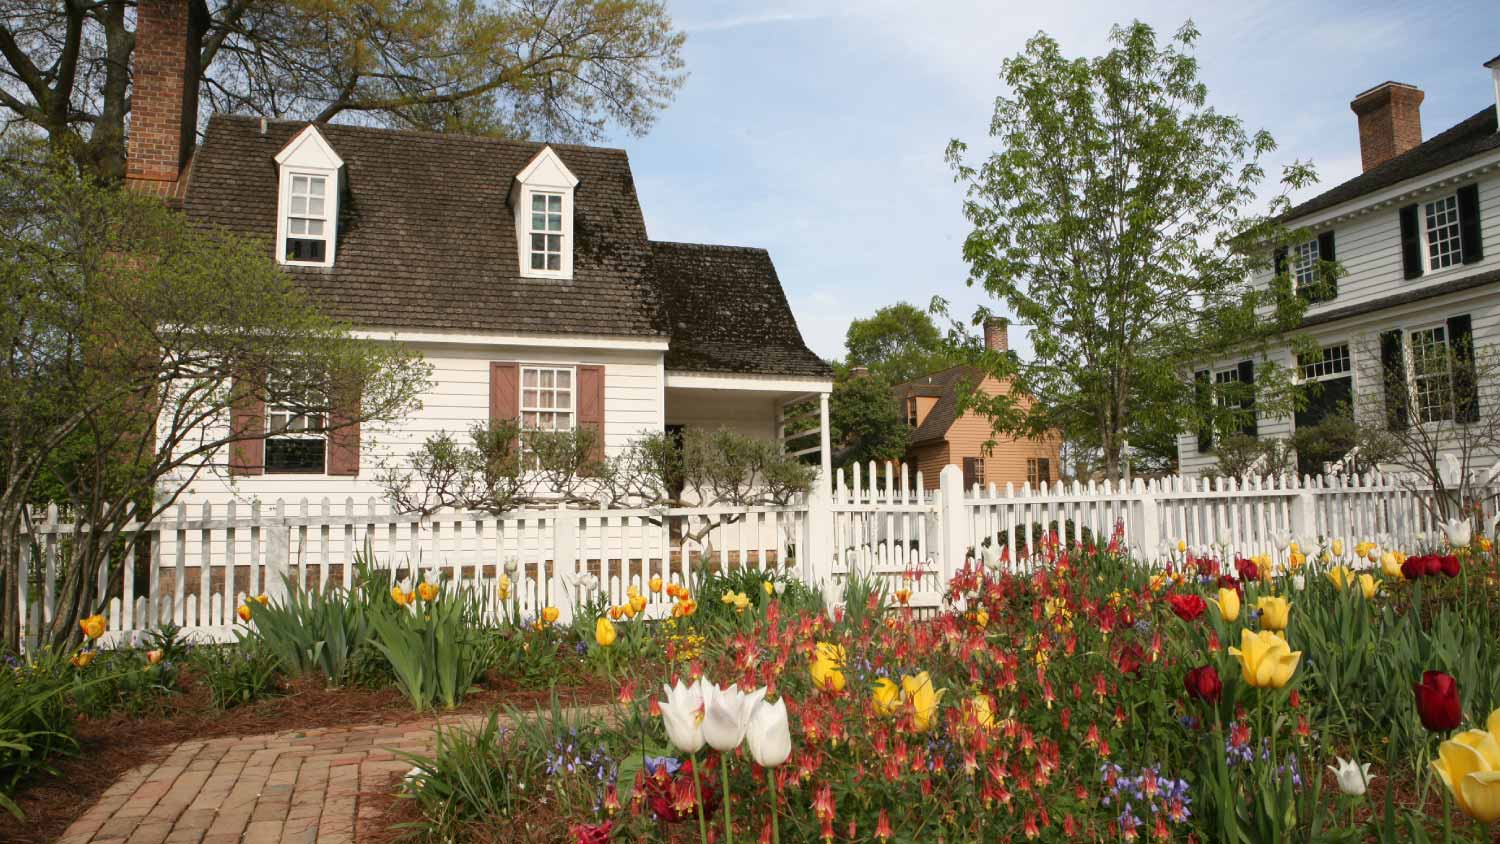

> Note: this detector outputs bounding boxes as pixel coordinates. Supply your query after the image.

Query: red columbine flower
[875,808,892,841]
[1167,593,1206,622]
[1184,664,1222,703]
[1114,641,1145,677]
[570,821,612,844]
[812,783,835,822]
[1415,670,1463,732]
[617,681,635,705]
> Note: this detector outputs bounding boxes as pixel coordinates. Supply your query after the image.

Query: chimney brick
[1350,82,1424,173]
[127,0,208,192]
[984,318,1008,352]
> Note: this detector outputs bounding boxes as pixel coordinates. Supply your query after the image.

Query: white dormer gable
[274,124,343,268]
[514,146,579,280]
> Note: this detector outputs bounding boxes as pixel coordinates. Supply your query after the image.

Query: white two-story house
[1179,57,1500,477]
[124,0,833,510]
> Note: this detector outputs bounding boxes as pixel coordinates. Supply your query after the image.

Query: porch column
[819,391,832,494]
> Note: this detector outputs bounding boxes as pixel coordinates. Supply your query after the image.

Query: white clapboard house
[1179,58,1500,477]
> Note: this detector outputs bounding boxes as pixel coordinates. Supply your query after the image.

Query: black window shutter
[1195,369,1213,452]
[1237,359,1257,437]
[1273,246,1287,278]
[1399,204,1424,279]
[1316,231,1338,302]
[1380,329,1408,429]
[1457,184,1484,264]
[1447,313,1480,423]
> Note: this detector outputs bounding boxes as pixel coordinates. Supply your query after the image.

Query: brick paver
[56,716,487,844]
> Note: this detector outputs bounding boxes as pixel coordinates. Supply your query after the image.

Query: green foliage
[1200,433,1296,481]
[367,582,498,711]
[0,651,78,817]
[189,640,285,711]
[246,579,373,685]
[946,20,1319,476]
[844,303,954,384]
[828,365,910,470]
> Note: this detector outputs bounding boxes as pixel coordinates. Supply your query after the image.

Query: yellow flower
[404,589,416,606]
[630,594,647,614]
[1288,540,1301,554]
[967,694,995,730]
[78,614,106,641]
[497,575,512,600]
[594,616,617,647]
[810,641,847,692]
[721,590,736,605]
[541,606,560,625]
[1433,709,1500,823]
[70,651,94,668]
[1255,596,1292,631]
[1358,573,1379,600]
[1209,587,1241,622]
[417,581,440,602]
[1176,539,1187,553]
[255,594,269,606]
[900,671,947,732]
[763,580,775,596]
[871,677,900,715]
[146,649,164,665]
[1328,566,1355,590]
[974,609,989,628]
[627,584,640,598]
[608,605,623,620]
[649,575,663,594]
[237,603,252,622]
[1288,551,1307,571]
[1381,552,1403,579]
[1355,541,1374,559]
[1228,628,1302,689]
[733,592,750,613]
[1330,539,1345,558]
[1479,537,1493,553]
[1149,573,1169,593]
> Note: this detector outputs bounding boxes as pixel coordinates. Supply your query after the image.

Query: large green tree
[844,302,954,384]
[946,21,1317,477]
[0,0,686,182]
[0,149,431,650]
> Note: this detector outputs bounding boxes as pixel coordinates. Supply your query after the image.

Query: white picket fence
[13,464,1480,647]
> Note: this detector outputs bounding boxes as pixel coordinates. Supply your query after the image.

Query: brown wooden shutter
[229,377,265,476]
[490,362,520,421]
[577,364,605,463]
[326,396,360,476]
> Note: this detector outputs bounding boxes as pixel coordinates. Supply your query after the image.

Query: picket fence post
[804,468,836,607]
[937,464,967,581]
[1289,481,1318,544]
[265,519,291,604]
[553,501,578,624]
[1134,478,1162,560]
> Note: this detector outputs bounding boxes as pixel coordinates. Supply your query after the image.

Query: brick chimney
[983,317,1008,352]
[126,0,209,195]
[1350,81,1424,173]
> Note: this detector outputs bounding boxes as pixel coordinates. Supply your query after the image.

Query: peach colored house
[893,322,1062,491]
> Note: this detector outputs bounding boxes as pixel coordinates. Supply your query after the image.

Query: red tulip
[1184,665,1222,703]
[1414,671,1462,732]
[1438,555,1461,578]
[1167,594,1207,622]
[571,822,613,844]
[1234,558,1260,582]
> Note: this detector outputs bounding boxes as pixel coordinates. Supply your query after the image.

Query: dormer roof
[274,123,343,169]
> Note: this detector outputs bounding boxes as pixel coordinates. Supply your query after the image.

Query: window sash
[1423,194,1463,272]
[528,192,565,271]
[1407,326,1454,423]
[1291,239,1320,292]
[519,365,575,431]
[1298,343,1351,381]
[284,172,330,263]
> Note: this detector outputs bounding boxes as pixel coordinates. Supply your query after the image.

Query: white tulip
[503,558,519,575]
[979,542,1000,569]
[1443,518,1472,550]
[1292,575,1306,591]
[660,678,707,754]
[701,682,768,753]
[1273,529,1292,551]
[1327,757,1372,796]
[1216,530,1231,549]
[774,580,786,596]
[745,697,792,768]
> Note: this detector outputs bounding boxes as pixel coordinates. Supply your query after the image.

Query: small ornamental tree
[945,21,1323,478]
[0,152,431,650]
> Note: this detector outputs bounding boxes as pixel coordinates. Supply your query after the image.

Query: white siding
[664,389,780,441]
[168,340,666,507]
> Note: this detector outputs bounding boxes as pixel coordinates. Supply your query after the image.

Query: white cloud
[680,10,830,32]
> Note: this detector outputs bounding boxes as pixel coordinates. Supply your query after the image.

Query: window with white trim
[905,397,918,427]
[528,193,565,272]
[1408,326,1454,423]
[520,366,575,432]
[1298,343,1351,381]
[1026,457,1049,485]
[265,380,326,474]
[1291,239,1320,293]
[1212,367,1240,408]
[284,173,331,264]
[1423,194,1464,272]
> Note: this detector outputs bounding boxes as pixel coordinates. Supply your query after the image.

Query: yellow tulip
[608,605,623,620]
[71,651,94,668]
[1289,540,1301,554]
[1380,552,1403,579]
[1358,573,1379,600]
[1288,551,1307,571]
[763,580,775,596]
[1255,596,1292,631]
[974,609,989,628]
[968,694,996,730]
[649,575,663,593]
[630,594,647,614]
[418,581,439,602]
[1330,539,1345,558]
[733,592,750,613]
[1228,628,1302,689]
[721,590,736,605]
[497,575,512,600]
[1433,709,1500,823]
[146,649,164,665]
[541,606,561,625]
[872,677,900,715]
[627,584,640,598]
[237,603,252,622]
[1176,539,1187,553]
[78,614,106,641]
[254,594,269,606]
[810,641,846,692]
[1209,587,1241,622]
[900,672,947,732]
[1327,566,1354,590]
[594,616,617,647]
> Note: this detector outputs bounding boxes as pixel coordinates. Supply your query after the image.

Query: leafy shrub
[67,647,180,718]
[368,581,498,711]
[490,627,566,690]
[245,577,372,686]
[0,651,78,818]
[189,639,284,710]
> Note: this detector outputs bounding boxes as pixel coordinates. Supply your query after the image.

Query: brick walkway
[54,716,484,844]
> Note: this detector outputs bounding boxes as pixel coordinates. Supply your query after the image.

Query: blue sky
[607,0,1500,362]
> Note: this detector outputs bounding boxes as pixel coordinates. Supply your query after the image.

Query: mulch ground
[9,669,612,844]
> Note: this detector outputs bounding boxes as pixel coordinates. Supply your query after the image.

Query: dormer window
[514,146,579,279]
[274,124,343,268]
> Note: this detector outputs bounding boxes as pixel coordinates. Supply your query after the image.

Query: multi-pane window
[1423,194,1464,271]
[905,398,918,427]
[529,193,564,271]
[1213,367,1240,407]
[1292,239,1321,293]
[1298,343,1351,381]
[520,366,574,431]
[285,174,329,263]
[1409,326,1454,423]
[1027,458,1050,486]
[265,381,326,473]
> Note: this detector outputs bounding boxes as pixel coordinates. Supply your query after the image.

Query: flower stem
[768,767,781,844]
[691,751,709,844]
[721,753,734,844]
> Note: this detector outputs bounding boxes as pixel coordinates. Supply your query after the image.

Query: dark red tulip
[1402,554,1432,580]
[1216,575,1243,596]
[1234,558,1260,582]
[1415,671,1463,732]
[1438,555,1461,578]
[1167,593,1207,622]
[1184,665,1222,703]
